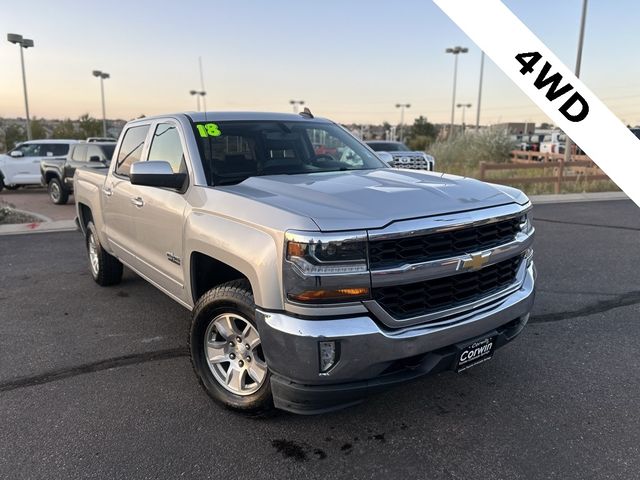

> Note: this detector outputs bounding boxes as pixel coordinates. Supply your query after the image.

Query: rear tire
[190,279,274,415]
[86,221,123,286]
[48,178,69,205]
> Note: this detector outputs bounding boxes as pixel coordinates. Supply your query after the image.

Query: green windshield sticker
[196,123,222,138]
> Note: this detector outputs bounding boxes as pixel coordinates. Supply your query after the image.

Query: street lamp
[446,46,468,139]
[7,33,35,140]
[190,90,206,111]
[395,103,411,143]
[457,103,472,133]
[290,100,305,113]
[564,0,588,163]
[92,70,110,137]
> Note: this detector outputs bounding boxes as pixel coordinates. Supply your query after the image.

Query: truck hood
[221,169,525,231]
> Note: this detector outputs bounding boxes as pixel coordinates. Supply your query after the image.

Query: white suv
[0,140,78,191]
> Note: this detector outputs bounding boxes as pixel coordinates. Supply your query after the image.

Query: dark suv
[40,142,115,204]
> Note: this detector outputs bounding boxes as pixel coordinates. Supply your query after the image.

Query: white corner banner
[434,0,640,208]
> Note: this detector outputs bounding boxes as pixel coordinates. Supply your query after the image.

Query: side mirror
[89,155,103,163]
[130,161,186,190]
[10,150,23,158]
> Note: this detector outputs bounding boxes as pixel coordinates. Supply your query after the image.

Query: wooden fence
[479,152,609,194]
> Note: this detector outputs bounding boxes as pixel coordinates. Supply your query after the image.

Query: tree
[78,114,102,138]
[52,119,79,139]
[411,116,437,139]
[30,117,47,139]
[4,124,26,150]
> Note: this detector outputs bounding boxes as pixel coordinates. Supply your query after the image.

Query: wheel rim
[50,182,60,201]
[88,233,99,276]
[204,313,267,396]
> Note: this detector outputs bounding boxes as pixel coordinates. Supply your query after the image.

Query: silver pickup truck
[74,111,535,415]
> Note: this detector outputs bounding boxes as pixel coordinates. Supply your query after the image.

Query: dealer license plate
[456,336,496,372]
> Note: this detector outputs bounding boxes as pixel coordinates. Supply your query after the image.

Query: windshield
[366,141,409,152]
[194,121,386,186]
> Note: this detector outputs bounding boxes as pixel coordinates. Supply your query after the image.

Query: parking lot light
[395,103,411,143]
[7,33,35,140]
[446,46,468,139]
[290,100,305,114]
[92,70,110,137]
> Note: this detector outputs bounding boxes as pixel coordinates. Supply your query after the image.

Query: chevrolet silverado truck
[74,111,535,415]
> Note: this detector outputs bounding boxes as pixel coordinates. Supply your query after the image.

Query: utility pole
[476,51,485,132]
[199,57,207,112]
[564,0,588,163]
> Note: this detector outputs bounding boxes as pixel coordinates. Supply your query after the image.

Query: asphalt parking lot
[1,199,639,480]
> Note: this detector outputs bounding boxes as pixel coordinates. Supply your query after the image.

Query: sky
[1,0,640,126]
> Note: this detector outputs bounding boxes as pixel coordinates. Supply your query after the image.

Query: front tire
[190,280,273,414]
[48,178,69,205]
[86,221,123,286]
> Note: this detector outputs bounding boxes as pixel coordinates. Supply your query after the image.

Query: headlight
[284,231,370,304]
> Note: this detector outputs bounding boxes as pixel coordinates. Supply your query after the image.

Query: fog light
[319,341,337,373]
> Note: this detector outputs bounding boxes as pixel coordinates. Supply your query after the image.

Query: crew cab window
[115,125,149,177]
[72,145,87,162]
[148,123,186,173]
[43,144,70,156]
[12,143,41,157]
[87,145,114,163]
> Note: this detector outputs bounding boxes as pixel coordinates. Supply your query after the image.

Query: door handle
[130,196,144,207]
[102,186,113,197]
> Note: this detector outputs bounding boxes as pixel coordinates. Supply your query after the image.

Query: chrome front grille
[364,204,534,328]
[389,154,432,170]
[372,255,522,320]
[368,215,523,269]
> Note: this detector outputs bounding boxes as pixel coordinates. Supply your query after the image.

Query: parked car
[74,112,535,415]
[0,140,78,192]
[40,142,115,204]
[366,141,435,170]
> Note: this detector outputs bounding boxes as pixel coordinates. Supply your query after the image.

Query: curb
[529,191,628,204]
[0,220,78,236]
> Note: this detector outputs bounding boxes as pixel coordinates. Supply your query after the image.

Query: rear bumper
[256,262,535,414]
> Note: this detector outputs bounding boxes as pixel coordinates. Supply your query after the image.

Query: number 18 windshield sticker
[196,123,222,138]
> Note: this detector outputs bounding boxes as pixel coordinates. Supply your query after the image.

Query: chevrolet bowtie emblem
[458,252,492,271]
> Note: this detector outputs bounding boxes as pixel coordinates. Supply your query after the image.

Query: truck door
[102,124,151,269]
[131,121,189,299]
[3,143,43,185]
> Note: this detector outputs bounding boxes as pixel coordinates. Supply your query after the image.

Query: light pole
[564,0,588,163]
[190,90,206,112]
[476,51,485,131]
[92,70,110,137]
[446,46,468,139]
[290,100,305,113]
[395,103,411,143]
[7,33,34,140]
[457,103,472,133]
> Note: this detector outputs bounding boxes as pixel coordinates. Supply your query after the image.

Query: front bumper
[256,263,535,414]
